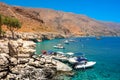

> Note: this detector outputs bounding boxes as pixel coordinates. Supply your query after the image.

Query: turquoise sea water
[36,37,120,80]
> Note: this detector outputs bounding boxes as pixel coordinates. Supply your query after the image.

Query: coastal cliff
[0,39,73,79]
[0,2,120,37]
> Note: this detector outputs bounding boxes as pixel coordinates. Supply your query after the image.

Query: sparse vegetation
[0,3,120,36]
[3,16,21,39]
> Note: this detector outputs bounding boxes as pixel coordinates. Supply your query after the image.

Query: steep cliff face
[0,2,120,36]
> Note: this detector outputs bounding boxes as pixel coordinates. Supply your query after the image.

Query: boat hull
[75,61,96,69]
[53,46,64,49]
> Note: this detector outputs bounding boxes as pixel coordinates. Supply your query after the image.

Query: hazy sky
[0,0,120,22]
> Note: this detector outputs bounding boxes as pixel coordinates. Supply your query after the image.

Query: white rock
[0,71,8,79]
[10,57,17,65]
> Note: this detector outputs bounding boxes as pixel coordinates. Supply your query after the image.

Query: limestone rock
[0,71,8,79]
[6,73,17,80]
[10,67,20,75]
[18,53,31,58]
[18,58,29,64]
[10,64,26,75]
[28,61,44,68]
[0,53,9,66]
[10,57,18,66]
[0,41,9,53]
[42,67,56,79]
[18,66,46,80]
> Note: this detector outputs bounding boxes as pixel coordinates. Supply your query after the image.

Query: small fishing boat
[64,40,69,44]
[96,36,101,40]
[74,61,96,69]
[66,52,74,56]
[53,44,64,49]
[69,39,75,42]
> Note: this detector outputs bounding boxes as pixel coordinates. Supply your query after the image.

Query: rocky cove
[0,32,73,80]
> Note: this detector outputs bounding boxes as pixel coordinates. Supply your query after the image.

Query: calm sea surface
[36,37,120,80]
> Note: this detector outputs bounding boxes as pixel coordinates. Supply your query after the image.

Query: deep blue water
[36,37,120,80]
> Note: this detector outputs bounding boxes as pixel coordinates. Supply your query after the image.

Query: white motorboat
[64,40,69,44]
[66,52,74,56]
[53,44,64,49]
[69,39,75,42]
[74,61,96,69]
[57,51,64,54]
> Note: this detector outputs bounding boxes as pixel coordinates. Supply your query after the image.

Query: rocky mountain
[0,2,120,36]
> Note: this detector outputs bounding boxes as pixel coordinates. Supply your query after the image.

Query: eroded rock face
[0,53,57,80]
[0,48,58,80]
[0,53,9,79]
[0,38,71,80]
[0,53,9,67]
[5,32,65,41]
[0,71,8,79]
[0,40,9,53]
[10,57,17,66]
[42,67,56,79]
[18,66,46,80]
[7,39,36,58]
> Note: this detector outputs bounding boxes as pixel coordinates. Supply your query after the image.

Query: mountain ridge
[0,2,120,36]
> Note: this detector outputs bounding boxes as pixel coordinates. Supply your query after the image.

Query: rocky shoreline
[0,35,73,80]
[4,32,68,42]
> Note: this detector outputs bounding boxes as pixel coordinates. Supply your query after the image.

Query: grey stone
[6,73,17,80]
[18,58,29,64]
[0,53,9,66]
[0,71,8,79]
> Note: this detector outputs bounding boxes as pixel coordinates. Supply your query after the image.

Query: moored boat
[64,40,69,44]
[69,39,75,42]
[74,61,96,69]
[53,44,65,49]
